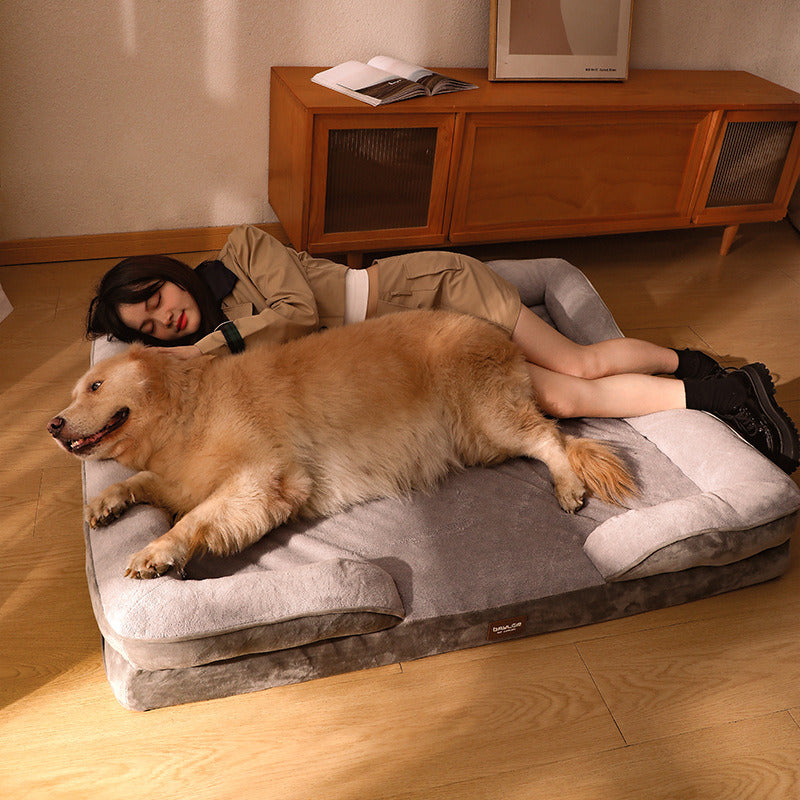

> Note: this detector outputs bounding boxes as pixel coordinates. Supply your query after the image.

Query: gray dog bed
[81,258,800,710]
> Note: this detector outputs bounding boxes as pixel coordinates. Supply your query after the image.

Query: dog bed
[81,258,800,710]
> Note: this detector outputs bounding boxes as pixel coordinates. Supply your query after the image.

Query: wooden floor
[2,222,800,799]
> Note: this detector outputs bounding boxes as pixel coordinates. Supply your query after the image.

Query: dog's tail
[565,436,637,506]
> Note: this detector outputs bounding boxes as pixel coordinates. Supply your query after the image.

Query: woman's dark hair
[86,255,226,346]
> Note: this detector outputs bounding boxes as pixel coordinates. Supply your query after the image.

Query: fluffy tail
[565,436,637,506]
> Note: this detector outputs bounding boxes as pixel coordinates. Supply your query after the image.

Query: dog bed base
[102,543,788,711]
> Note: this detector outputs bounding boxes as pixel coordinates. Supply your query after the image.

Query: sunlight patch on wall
[119,0,137,55]
[203,0,237,102]
[211,190,260,226]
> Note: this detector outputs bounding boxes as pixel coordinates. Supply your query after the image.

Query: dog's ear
[125,343,151,362]
[129,345,205,407]
[126,345,180,373]
[122,345,169,393]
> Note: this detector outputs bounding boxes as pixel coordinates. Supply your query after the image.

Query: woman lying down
[86,224,799,474]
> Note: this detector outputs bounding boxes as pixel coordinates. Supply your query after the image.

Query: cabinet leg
[720,224,739,256]
[346,252,365,268]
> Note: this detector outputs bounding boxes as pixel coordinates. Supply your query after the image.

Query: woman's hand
[151,344,204,360]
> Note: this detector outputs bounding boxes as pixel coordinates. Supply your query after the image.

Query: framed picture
[489,0,633,81]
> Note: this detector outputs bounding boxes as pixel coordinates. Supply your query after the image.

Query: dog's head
[47,346,162,461]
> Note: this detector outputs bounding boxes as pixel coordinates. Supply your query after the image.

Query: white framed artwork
[490,0,633,81]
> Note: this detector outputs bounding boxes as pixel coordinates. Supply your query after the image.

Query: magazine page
[368,55,478,95]
[311,61,425,105]
[367,56,430,84]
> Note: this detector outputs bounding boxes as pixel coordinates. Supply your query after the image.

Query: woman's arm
[195,226,322,355]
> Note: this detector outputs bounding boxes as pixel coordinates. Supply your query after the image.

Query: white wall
[1,0,798,241]
[630,0,800,92]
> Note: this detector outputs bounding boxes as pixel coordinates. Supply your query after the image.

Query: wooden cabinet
[448,109,712,242]
[269,67,800,261]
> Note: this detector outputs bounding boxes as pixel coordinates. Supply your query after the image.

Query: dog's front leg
[124,467,312,579]
[85,471,169,528]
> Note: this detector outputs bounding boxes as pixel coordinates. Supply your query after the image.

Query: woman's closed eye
[141,292,161,333]
[146,291,161,312]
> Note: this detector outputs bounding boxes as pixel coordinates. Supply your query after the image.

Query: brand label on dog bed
[486,615,528,641]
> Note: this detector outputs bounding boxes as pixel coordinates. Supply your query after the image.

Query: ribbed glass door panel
[706,120,796,207]
[324,127,438,233]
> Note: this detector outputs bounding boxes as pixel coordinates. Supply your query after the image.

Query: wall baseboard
[0,223,289,267]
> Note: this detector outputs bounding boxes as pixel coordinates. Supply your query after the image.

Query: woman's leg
[511,305,679,379]
[509,300,798,471]
[511,305,687,418]
[525,363,687,419]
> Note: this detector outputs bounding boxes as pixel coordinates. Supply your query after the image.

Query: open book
[311,56,478,106]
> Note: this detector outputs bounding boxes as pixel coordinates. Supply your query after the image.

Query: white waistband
[344,268,370,325]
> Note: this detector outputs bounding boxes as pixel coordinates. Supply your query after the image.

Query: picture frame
[489,0,633,82]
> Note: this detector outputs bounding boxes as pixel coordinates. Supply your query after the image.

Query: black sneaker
[714,363,800,474]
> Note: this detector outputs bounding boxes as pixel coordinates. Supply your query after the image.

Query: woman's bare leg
[509,305,695,417]
[511,305,679,379]
[525,363,687,419]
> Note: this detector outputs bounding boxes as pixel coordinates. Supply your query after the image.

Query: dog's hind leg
[125,466,312,578]
[477,400,587,513]
[515,412,587,513]
[474,389,635,510]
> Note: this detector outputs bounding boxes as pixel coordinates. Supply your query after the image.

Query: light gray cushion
[584,411,798,580]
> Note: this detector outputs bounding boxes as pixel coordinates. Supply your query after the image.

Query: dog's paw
[555,477,586,514]
[85,487,134,528]
[125,541,184,579]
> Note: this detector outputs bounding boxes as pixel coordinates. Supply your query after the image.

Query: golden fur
[49,310,635,578]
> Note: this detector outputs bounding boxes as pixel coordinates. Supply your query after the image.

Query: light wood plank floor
[2,222,800,799]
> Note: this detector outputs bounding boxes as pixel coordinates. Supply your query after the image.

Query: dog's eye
[90,381,103,392]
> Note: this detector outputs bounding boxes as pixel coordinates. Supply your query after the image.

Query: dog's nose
[47,416,65,436]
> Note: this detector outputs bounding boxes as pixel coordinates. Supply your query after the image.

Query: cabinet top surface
[271,67,800,113]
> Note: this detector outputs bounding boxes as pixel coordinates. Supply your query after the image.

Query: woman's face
[117,281,201,341]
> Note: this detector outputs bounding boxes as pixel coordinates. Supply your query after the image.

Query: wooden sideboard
[269,67,800,263]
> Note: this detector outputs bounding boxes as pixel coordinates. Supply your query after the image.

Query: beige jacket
[195,224,521,355]
[195,225,349,355]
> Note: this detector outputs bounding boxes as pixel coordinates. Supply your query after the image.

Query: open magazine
[311,56,478,106]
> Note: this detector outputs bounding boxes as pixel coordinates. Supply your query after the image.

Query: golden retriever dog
[49,310,634,579]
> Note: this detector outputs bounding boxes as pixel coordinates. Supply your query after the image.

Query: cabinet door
[693,110,800,226]
[449,111,712,243]
[308,115,455,253]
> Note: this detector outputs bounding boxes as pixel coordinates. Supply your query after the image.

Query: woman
[87,225,799,473]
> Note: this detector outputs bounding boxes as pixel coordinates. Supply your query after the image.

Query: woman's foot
[687,363,800,473]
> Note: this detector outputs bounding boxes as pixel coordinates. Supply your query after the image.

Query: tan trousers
[366,251,522,335]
